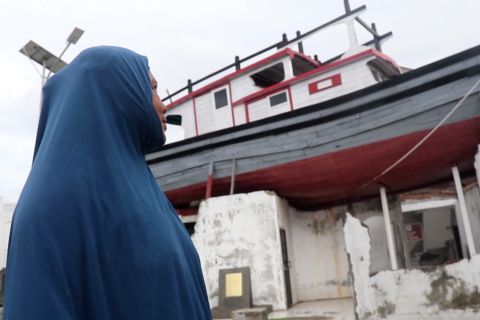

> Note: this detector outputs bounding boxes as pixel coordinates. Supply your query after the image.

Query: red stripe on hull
[165,117,480,210]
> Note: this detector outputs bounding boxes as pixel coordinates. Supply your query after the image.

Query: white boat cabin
[165,8,402,139]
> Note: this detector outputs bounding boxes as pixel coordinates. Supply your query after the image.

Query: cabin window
[269,91,288,107]
[250,62,285,88]
[370,68,386,82]
[367,61,390,83]
[214,88,229,109]
[292,56,317,76]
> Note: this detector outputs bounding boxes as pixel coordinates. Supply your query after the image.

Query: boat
[147,4,480,213]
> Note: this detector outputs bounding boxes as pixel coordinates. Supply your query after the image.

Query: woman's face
[148,71,167,135]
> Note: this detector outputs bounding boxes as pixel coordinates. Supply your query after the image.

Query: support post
[296,31,304,53]
[234,56,241,71]
[281,33,288,46]
[229,158,236,195]
[475,145,480,188]
[380,186,398,270]
[41,60,47,87]
[187,79,193,93]
[452,166,476,256]
[392,196,411,268]
[371,23,382,51]
[205,160,214,199]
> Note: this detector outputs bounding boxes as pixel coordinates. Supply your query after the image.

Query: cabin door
[280,228,293,307]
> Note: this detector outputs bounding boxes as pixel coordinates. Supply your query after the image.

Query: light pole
[19,27,84,87]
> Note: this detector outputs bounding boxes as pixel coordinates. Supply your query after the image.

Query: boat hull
[162,116,479,210]
[147,46,480,211]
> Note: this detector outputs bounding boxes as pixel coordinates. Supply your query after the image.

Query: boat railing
[162,2,392,103]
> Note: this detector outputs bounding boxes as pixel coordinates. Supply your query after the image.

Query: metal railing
[162,3,391,103]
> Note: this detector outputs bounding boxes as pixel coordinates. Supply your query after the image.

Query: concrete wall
[0,198,15,269]
[465,185,480,253]
[349,199,391,274]
[345,214,480,319]
[362,215,390,273]
[288,207,352,301]
[192,191,287,310]
[192,191,354,310]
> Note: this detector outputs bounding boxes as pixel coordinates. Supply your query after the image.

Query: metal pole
[46,42,72,79]
[230,158,236,195]
[452,166,476,256]
[296,31,304,53]
[475,145,480,188]
[41,60,47,87]
[205,160,214,199]
[380,186,398,270]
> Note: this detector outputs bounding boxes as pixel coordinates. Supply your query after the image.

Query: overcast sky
[1,0,479,203]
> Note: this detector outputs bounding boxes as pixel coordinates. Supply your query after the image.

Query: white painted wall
[168,100,196,139]
[247,90,291,122]
[0,198,15,269]
[192,191,287,310]
[233,104,246,126]
[195,94,215,135]
[291,56,377,109]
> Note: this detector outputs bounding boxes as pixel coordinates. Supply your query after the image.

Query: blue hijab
[5,46,211,320]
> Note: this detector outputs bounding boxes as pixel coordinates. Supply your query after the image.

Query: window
[250,62,285,88]
[367,61,390,83]
[370,68,386,82]
[292,56,317,76]
[269,92,288,107]
[214,88,229,109]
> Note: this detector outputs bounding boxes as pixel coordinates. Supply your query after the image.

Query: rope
[358,77,480,191]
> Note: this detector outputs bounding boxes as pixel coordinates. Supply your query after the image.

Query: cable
[358,77,480,191]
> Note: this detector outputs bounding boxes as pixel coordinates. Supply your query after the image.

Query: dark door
[280,229,293,307]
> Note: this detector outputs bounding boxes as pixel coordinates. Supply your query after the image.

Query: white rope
[358,77,480,191]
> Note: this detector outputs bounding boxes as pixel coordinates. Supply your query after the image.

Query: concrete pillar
[380,187,398,270]
[452,166,476,256]
[392,197,411,269]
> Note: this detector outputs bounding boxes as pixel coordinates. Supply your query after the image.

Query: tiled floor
[268,298,354,320]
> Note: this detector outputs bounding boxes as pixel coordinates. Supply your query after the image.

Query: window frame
[213,87,230,109]
[269,91,289,107]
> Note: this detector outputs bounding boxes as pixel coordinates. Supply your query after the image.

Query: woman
[4,46,212,319]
